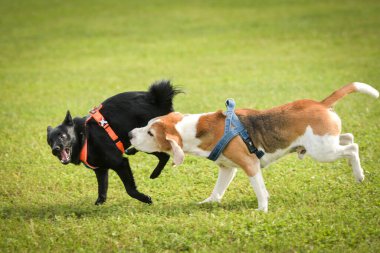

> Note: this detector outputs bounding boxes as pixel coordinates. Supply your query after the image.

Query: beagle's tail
[321,82,379,107]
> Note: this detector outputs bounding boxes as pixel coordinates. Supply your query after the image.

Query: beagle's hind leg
[339,133,354,166]
[339,133,354,145]
[308,139,364,182]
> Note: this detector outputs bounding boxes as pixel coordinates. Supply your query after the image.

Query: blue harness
[207,99,265,161]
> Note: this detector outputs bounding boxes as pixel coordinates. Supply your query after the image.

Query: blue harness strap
[207,99,265,161]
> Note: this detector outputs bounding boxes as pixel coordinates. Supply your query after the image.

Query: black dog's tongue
[60,149,69,163]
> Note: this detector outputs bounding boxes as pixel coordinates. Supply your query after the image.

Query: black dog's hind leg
[149,152,170,179]
[94,168,109,205]
[113,158,152,204]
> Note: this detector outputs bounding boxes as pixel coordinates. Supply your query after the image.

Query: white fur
[131,104,367,212]
[199,166,237,204]
[339,133,354,145]
[129,118,161,153]
[174,113,213,157]
[260,110,341,167]
[329,110,342,131]
[249,170,269,212]
[294,126,340,162]
[260,147,291,168]
[260,126,364,182]
[166,137,185,166]
[261,126,339,166]
[353,82,379,98]
[199,124,364,212]
[174,114,245,168]
[215,154,239,168]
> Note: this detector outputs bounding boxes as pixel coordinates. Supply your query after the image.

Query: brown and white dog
[129,83,378,212]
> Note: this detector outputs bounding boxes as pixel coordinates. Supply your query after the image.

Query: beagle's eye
[147,130,154,137]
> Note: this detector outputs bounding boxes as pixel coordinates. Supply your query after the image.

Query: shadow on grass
[1,197,260,220]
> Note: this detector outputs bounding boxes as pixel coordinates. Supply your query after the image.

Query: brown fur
[151,112,184,151]
[237,99,340,153]
[148,84,368,176]
[129,82,377,210]
[321,83,357,107]
[223,137,260,176]
[196,111,225,151]
[196,99,340,154]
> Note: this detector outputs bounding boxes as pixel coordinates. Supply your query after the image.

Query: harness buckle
[99,118,109,128]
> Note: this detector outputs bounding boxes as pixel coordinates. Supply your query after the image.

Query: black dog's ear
[63,110,74,126]
[47,126,53,134]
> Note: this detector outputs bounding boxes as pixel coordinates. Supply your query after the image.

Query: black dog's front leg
[149,152,170,179]
[125,147,139,155]
[113,158,152,204]
[126,149,169,179]
[94,168,109,205]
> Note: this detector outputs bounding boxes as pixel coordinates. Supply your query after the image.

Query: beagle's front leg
[199,166,237,204]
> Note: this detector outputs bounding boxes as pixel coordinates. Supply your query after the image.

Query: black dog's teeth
[60,148,71,163]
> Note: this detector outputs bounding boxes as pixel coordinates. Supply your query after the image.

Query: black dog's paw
[141,195,153,205]
[149,152,169,179]
[149,169,162,179]
[125,148,138,155]
[95,197,106,205]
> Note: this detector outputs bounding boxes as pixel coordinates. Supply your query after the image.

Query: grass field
[1,0,379,252]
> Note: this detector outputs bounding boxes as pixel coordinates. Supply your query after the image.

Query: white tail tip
[353,82,379,98]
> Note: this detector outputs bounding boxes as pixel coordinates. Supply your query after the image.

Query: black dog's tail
[148,80,183,111]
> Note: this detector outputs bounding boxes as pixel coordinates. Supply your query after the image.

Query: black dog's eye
[147,130,154,137]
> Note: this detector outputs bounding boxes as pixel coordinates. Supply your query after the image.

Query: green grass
[1,0,380,252]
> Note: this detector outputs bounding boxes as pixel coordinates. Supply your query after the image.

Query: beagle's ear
[166,135,184,166]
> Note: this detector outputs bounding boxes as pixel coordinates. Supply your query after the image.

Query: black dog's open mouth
[59,148,71,164]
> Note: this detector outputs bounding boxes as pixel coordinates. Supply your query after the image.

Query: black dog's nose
[52,146,61,155]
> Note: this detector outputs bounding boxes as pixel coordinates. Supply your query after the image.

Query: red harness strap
[80,104,125,169]
[80,139,96,169]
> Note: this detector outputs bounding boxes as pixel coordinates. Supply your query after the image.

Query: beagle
[129,82,378,212]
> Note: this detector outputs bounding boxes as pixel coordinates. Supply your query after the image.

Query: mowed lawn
[1,0,379,252]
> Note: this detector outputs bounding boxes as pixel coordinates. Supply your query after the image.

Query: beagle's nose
[128,131,133,140]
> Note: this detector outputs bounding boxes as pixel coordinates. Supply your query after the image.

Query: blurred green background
[1,0,379,252]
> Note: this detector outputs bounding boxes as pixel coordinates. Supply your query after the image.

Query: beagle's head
[129,112,185,166]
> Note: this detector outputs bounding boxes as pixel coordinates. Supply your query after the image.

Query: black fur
[47,80,181,205]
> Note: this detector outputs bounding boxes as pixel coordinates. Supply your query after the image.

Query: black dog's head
[47,111,80,165]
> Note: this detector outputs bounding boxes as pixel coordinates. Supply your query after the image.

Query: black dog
[47,80,181,205]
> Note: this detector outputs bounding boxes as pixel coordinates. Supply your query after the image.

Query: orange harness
[80,104,125,169]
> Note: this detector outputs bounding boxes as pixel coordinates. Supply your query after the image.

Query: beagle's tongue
[60,149,69,163]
